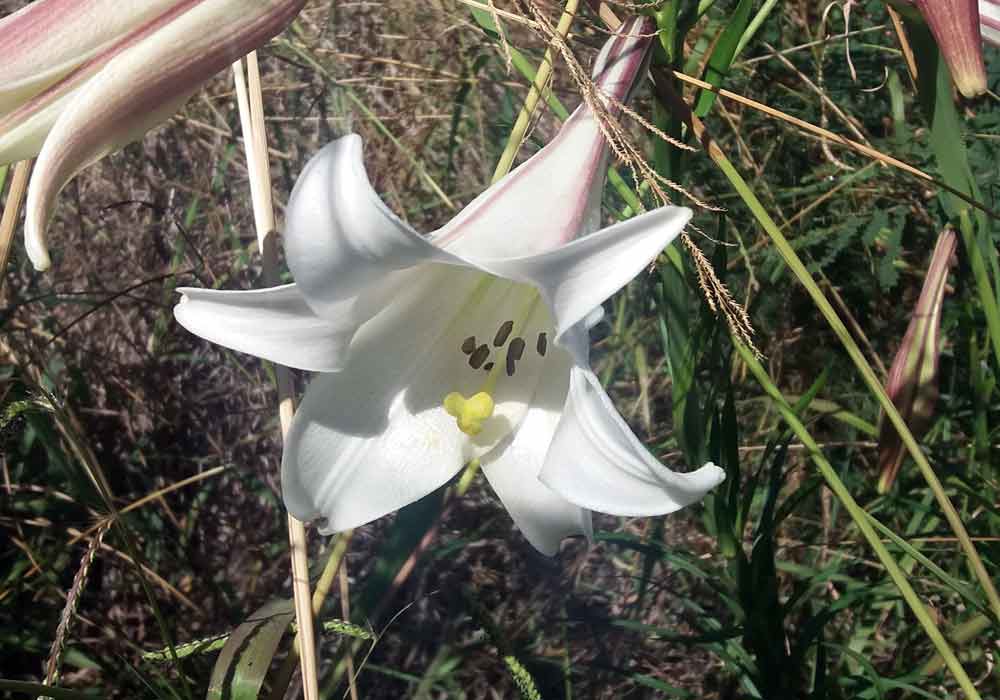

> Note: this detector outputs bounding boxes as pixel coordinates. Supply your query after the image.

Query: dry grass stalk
[0,160,31,296]
[44,521,110,689]
[232,52,320,700]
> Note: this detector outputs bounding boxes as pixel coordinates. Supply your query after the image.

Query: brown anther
[506,337,526,376]
[536,332,547,356]
[469,344,490,369]
[509,337,525,360]
[493,320,514,347]
[461,336,476,354]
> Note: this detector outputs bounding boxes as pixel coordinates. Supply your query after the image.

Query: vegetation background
[1,0,999,698]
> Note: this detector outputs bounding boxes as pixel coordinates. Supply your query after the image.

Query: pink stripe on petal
[915,0,987,97]
[0,0,202,162]
[0,0,182,114]
[432,16,654,256]
[23,0,305,270]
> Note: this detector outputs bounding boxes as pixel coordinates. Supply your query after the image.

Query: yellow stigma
[443,391,495,436]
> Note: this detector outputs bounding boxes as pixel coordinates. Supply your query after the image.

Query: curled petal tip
[24,210,52,271]
[7,0,305,267]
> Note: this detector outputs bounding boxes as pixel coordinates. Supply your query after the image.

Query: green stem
[733,341,979,700]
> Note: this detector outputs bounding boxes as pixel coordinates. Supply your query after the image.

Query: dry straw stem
[267,530,356,700]
[232,52,319,700]
[0,160,31,296]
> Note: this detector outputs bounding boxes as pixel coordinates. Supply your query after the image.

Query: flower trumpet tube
[892,0,988,97]
[878,228,957,494]
[0,0,305,271]
[174,17,724,555]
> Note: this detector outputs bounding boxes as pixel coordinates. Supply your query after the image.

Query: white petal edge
[283,135,462,319]
[540,365,725,516]
[481,354,592,556]
[475,205,692,342]
[983,0,1000,45]
[174,284,352,372]
[280,135,690,345]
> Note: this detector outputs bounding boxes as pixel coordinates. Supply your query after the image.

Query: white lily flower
[0,0,305,271]
[175,18,724,555]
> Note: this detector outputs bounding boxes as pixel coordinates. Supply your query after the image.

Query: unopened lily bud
[0,0,304,271]
[878,228,957,493]
[904,0,988,97]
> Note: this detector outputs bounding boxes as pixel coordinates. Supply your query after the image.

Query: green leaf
[206,599,295,700]
[694,0,755,117]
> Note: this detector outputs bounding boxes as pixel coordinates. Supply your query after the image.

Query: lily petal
[983,0,1000,45]
[280,267,490,531]
[481,354,592,555]
[476,206,691,342]
[175,284,360,373]
[24,0,305,271]
[541,366,725,515]
[0,0,180,119]
[283,135,462,319]
[434,16,655,259]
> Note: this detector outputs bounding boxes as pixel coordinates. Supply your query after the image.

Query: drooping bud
[0,0,305,271]
[877,228,957,493]
[914,0,988,97]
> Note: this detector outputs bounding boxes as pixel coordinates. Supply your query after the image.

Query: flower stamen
[468,344,490,369]
[506,337,526,377]
[493,320,514,346]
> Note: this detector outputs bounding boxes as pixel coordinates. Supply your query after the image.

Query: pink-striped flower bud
[878,228,957,493]
[0,0,305,271]
[906,0,988,97]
